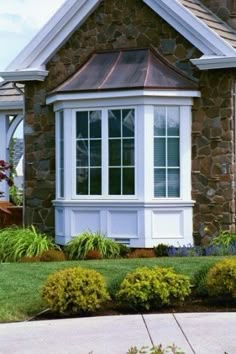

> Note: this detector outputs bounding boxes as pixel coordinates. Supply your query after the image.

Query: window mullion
[103,109,108,196]
[165,107,168,198]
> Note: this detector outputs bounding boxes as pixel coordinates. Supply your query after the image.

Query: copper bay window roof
[51,48,198,94]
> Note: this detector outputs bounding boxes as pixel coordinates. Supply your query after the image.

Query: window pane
[109,139,121,166]
[154,138,166,167]
[168,169,180,197]
[168,138,179,167]
[154,107,166,136]
[154,169,166,197]
[109,110,121,137]
[109,168,121,195]
[90,168,101,195]
[76,168,88,195]
[76,111,88,139]
[123,168,135,195]
[90,140,101,166]
[90,111,101,138]
[76,140,88,167]
[123,109,134,137]
[167,107,179,136]
[123,139,134,166]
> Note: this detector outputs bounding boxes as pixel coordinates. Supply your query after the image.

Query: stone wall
[24,0,236,241]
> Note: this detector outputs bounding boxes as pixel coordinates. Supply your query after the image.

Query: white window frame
[53,92,195,204]
[71,106,138,200]
[143,104,192,202]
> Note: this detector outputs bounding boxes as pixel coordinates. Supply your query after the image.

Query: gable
[1,0,236,82]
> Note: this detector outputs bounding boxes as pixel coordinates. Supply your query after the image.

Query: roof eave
[0,69,49,82]
[191,56,236,70]
[46,89,201,105]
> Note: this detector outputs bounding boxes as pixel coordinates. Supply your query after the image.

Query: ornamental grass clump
[0,226,59,262]
[65,231,120,260]
[206,259,236,299]
[116,266,191,311]
[42,267,110,314]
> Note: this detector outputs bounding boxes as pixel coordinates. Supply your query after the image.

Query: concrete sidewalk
[0,313,235,354]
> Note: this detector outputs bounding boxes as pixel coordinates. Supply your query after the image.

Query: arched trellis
[7,115,23,148]
[0,114,24,201]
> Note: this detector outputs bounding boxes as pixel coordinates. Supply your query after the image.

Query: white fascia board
[46,89,201,105]
[0,102,23,111]
[191,56,236,70]
[6,0,101,71]
[6,0,236,76]
[0,69,49,82]
[144,0,236,57]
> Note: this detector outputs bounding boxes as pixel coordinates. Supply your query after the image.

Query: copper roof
[51,49,197,94]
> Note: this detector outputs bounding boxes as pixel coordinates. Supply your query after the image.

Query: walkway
[0,313,235,354]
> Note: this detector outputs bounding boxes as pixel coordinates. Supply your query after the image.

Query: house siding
[24,0,235,242]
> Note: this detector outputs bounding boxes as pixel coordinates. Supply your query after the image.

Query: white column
[0,114,9,201]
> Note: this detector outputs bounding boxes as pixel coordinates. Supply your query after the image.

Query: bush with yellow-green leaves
[42,267,110,314]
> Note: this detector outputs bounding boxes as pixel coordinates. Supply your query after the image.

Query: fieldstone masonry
[24,0,236,242]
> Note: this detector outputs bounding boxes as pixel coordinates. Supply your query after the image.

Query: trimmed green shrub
[65,231,120,260]
[0,226,59,262]
[116,266,191,310]
[154,244,169,257]
[206,259,236,298]
[40,249,66,262]
[42,267,110,314]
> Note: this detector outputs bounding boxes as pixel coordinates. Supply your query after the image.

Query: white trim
[53,199,195,208]
[0,102,23,111]
[0,114,9,200]
[47,89,201,105]
[6,0,101,71]
[145,0,236,57]
[7,115,24,147]
[71,107,137,200]
[3,0,236,80]
[191,56,236,70]
[0,69,48,82]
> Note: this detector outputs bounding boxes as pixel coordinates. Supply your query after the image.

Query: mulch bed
[31,298,236,322]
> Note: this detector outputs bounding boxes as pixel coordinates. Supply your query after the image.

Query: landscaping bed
[0,256,235,323]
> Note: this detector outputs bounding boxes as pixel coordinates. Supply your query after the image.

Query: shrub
[0,226,59,262]
[85,250,102,260]
[118,243,131,258]
[18,256,41,263]
[210,231,236,248]
[65,231,120,260]
[127,344,184,354]
[116,266,191,310]
[128,249,155,258]
[42,267,110,314]
[154,244,169,257]
[206,259,236,299]
[40,249,66,262]
[192,264,213,297]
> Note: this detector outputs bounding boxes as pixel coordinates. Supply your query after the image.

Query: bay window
[154,106,180,198]
[75,108,135,197]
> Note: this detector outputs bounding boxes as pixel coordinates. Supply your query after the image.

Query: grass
[0,256,235,322]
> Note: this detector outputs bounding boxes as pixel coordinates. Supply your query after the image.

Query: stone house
[1,0,236,247]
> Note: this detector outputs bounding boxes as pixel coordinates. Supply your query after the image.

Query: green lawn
[0,256,235,322]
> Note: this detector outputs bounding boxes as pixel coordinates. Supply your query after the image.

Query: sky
[0,0,66,71]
